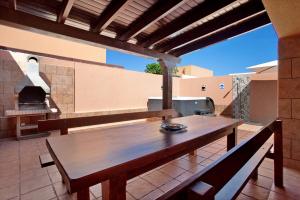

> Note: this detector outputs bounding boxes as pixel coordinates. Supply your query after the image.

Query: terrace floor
[0,123,300,200]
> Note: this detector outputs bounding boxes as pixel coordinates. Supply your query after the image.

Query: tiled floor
[1,123,300,200]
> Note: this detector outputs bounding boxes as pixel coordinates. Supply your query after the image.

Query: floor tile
[127,178,156,199]
[142,170,173,187]
[159,164,186,178]
[140,189,164,200]
[242,183,270,200]
[159,179,181,193]
[21,174,51,194]
[21,186,56,200]
[0,184,19,200]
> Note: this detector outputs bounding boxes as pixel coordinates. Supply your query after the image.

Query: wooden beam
[156,0,266,52]
[92,0,132,33]
[170,12,270,56]
[0,8,180,63]
[118,0,187,41]
[8,0,16,10]
[140,0,236,48]
[158,59,175,110]
[57,0,75,24]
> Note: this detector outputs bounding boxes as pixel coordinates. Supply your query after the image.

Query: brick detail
[279,59,292,78]
[278,78,300,98]
[292,58,300,78]
[279,36,300,168]
[278,99,291,118]
[292,99,300,119]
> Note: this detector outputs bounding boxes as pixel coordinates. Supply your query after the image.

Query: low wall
[0,50,278,139]
[179,76,233,115]
[74,62,180,113]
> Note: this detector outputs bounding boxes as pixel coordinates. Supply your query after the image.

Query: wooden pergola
[0,0,270,109]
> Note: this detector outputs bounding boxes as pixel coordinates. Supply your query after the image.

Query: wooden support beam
[170,12,270,56]
[140,0,236,48]
[158,59,175,109]
[0,7,180,63]
[92,0,132,33]
[57,0,75,24]
[8,0,16,10]
[118,0,186,41]
[156,0,266,52]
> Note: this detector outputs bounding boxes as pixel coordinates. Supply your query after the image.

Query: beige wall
[179,76,233,105]
[249,80,277,124]
[177,65,214,77]
[0,24,106,63]
[179,76,233,115]
[74,63,180,113]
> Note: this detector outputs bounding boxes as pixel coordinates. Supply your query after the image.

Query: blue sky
[107,24,278,76]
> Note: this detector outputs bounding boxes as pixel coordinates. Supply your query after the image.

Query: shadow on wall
[39,72,61,118]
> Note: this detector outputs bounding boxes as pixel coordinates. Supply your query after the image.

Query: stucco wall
[179,76,233,115]
[177,65,214,77]
[74,62,180,113]
[249,80,277,124]
[0,24,106,63]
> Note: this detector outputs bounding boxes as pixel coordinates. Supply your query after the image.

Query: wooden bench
[158,119,283,200]
[38,109,178,167]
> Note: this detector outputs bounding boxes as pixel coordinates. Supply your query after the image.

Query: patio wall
[0,50,278,139]
[74,62,180,113]
[179,76,233,116]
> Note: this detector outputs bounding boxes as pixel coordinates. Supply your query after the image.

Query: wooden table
[46,115,241,200]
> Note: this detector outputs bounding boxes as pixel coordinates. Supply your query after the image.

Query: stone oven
[5,56,52,139]
[14,56,50,110]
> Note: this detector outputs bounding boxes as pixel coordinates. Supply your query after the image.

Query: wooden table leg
[77,188,90,200]
[102,174,127,200]
[227,128,237,151]
[274,120,283,187]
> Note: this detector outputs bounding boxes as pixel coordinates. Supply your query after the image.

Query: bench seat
[158,120,283,200]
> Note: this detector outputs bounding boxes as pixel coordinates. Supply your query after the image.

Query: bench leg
[274,120,283,187]
[102,174,127,200]
[227,128,237,151]
[77,188,90,200]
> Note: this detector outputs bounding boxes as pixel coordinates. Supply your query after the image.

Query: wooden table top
[46,115,241,192]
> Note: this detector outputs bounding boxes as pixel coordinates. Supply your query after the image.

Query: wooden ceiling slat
[140,0,236,48]
[0,7,179,62]
[157,0,266,52]
[57,0,75,24]
[92,0,133,33]
[170,12,271,56]
[74,0,103,15]
[118,0,187,41]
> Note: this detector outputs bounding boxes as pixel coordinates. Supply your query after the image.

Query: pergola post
[158,59,176,110]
